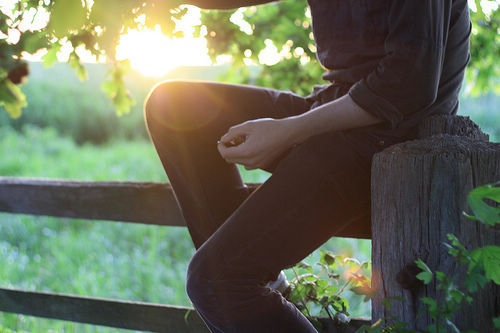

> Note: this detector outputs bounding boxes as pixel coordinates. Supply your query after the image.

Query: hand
[217,118,297,170]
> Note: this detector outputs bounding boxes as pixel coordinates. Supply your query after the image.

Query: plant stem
[292,267,313,318]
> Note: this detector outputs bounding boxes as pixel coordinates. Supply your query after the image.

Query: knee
[144,79,217,132]
[185,248,216,307]
[144,79,190,132]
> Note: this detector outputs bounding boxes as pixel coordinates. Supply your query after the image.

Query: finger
[218,142,250,160]
[224,154,256,166]
[219,123,250,143]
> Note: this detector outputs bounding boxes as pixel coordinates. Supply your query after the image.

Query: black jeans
[144,80,409,332]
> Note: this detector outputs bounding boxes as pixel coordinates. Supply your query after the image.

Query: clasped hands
[217,117,298,170]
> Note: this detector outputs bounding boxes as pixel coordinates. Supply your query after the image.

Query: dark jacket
[307,0,471,136]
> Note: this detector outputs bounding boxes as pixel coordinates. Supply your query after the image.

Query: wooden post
[371,115,500,330]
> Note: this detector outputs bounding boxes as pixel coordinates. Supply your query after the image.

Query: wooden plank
[0,286,208,332]
[0,177,260,226]
[0,286,370,332]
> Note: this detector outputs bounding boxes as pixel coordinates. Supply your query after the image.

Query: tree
[0,0,498,117]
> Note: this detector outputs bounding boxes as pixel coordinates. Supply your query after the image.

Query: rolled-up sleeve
[348,0,451,129]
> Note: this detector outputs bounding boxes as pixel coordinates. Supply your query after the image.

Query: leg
[144,80,312,248]
[185,128,407,332]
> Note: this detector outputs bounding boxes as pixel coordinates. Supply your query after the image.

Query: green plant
[285,250,373,329]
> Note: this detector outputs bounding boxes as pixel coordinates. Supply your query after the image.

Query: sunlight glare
[116,28,211,77]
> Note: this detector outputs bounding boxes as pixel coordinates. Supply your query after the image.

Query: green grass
[0,126,194,332]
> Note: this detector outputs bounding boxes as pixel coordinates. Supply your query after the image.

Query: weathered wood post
[371,115,500,331]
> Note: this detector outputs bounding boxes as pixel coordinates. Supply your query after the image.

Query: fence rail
[0,177,260,225]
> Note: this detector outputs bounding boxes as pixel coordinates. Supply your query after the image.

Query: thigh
[189,129,389,283]
[145,80,313,143]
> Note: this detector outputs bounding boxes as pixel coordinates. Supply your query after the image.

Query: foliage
[285,250,374,329]
[196,1,323,96]
[199,0,500,95]
[358,183,500,332]
[0,0,187,117]
[464,181,500,225]
[467,0,500,96]
[1,0,499,117]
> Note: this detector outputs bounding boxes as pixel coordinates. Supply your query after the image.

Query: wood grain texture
[418,115,490,141]
[0,286,208,333]
[0,286,370,332]
[371,134,500,331]
[0,177,260,225]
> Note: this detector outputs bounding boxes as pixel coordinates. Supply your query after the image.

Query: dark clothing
[145,80,409,332]
[308,0,471,134]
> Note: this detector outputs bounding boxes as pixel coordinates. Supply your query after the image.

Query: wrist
[280,116,309,147]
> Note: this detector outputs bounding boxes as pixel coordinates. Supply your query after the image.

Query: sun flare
[116,28,211,77]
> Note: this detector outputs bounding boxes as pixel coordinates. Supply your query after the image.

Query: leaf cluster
[286,250,373,329]
[467,0,500,95]
[0,0,187,117]
[198,3,324,95]
[199,1,500,96]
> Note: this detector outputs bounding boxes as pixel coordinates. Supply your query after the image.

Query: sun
[115,28,211,77]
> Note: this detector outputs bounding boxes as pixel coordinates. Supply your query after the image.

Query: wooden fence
[0,177,369,332]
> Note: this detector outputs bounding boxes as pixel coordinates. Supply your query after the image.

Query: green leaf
[48,0,87,38]
[0,78,27,118]
[296,261,313,273]
[320,250,335,266]
[415,259,433,284]
[470,246,500,284]
[289,283,308,304]
[467,183,500,226]
[343,257,361,267]
[20,31,49,54]
[69,51,88,81]
[435,271,447,282]
[43,43,62,68]
[101,61,135,115]
[416,271,433,284]
[493,316,500,329]
[420,297,438,313]
[449,289,464,304]
[464,271,488,293]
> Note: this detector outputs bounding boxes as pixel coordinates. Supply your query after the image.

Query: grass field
[0,63,498,332]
